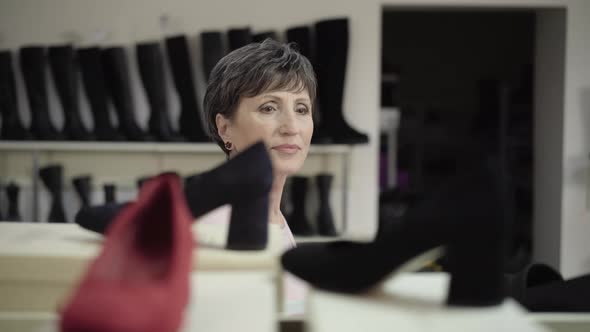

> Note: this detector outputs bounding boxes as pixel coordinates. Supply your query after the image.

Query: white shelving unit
[0,141,353,232]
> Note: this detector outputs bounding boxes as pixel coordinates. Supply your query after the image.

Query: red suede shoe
[60,173,194,332]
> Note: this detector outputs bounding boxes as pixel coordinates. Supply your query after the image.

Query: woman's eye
[259,105,276,113]
[296,106,310,115]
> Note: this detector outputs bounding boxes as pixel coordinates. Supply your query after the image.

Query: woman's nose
[279,110,298,135]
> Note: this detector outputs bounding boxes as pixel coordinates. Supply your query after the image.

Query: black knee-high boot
[19,46,62,140]
[316,174,338,236]
[227,27,253,51]
[315,18,368,144]
[200,31,225,82]
[165,35,208,142]
[77,47,124,141]
[101,47,150,141]
[287,176,314,236]
[39,164,67,223]
[286,25,331,144]
[0,51,30,140]
[5,182,22,221]
[136,42,183,142]
[48,45,93,141]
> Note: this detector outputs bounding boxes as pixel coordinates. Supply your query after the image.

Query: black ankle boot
[200,31,225,82]
[72,175,92,207]
[314,18,368,144]
[227,27,253,51]
[5,182,22,221]
[165,35,208,142]
[103,183,116,203]
[316,174,338,236]
[0,51,31,140]
[75,142,273,251]
[48,45,93,141]
[101,47,150,141]
[136,42,183,142]
[253,31,278,43]
[286,176,314,236]
[39,165,67,223]
[282,158,508,306]
[19,46,62,140]
[77,47,124,141]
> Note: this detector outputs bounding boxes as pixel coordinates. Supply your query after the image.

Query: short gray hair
[203,39,317,155]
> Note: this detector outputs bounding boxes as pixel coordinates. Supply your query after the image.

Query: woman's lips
[272,144,301,154]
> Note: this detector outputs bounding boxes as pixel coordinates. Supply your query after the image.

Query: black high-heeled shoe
[75,141,273,250]
[281,158,510,307]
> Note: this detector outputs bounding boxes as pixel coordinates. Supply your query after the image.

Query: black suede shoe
[74,142,273,250]
[282,158,508,307]
[504,262,563,305]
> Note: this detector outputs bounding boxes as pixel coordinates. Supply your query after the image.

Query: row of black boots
[284,174,338,237]
[0,36,207,142]
[0,165,141,223]
[1,18,368,144]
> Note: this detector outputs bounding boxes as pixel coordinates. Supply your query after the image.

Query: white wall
[3,0,590,277]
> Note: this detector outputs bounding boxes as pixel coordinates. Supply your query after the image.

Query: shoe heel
[226,194,269,250]
[446,234,505,306]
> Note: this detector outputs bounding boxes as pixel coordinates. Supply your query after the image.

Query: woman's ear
[215,113,232,142]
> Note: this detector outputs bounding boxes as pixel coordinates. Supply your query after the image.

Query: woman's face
[216,89,314,176]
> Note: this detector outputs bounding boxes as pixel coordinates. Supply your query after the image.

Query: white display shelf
[0,141,352,154]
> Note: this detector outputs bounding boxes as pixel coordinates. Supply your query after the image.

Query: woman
[203,39,316,248]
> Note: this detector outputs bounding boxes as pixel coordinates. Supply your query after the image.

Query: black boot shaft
[316,174,337,236]
[200,31,225,82]
[253,31,278,43]
[0,50,30,140]
[39,164,67,223]
[165,35,208,142]
[78,47,121,141]
[48,45,92,141]
[136,42,182,142]
[101,47,148,141]
[228,27,253,51]
[286,26,313,61]
[6,182,22,221]
[72,175,92,207]
[287,176,314,235]
[39,164,63,195]
[19,46,62,140]
[104,183,116,203]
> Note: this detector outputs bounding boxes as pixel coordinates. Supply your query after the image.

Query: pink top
[279,219,308,316]
[198,205,307,316]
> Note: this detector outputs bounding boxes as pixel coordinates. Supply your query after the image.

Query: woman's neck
[269,174,287,225]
